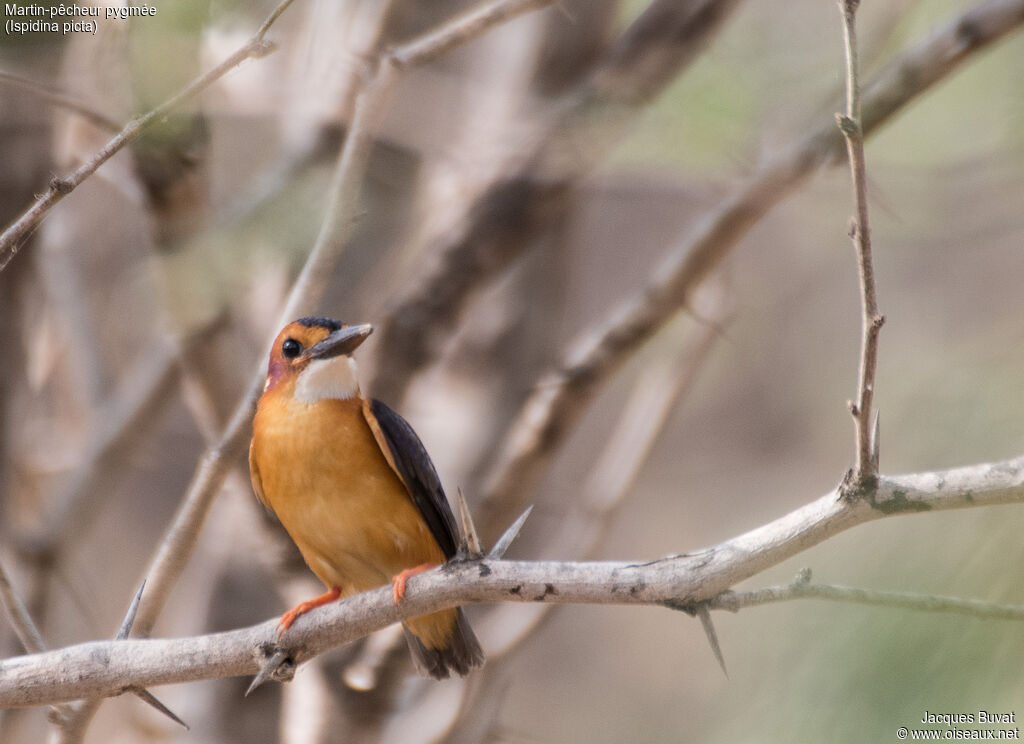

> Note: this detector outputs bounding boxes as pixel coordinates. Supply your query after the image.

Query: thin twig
[836,0,884,491]
[711,569,1024,621]
[0,69,120,131]
[3,450,1024,708]
[476,0,1024,537]
[0,0,299,272]
[389,0,556,67]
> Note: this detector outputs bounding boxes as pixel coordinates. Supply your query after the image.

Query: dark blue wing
[366,399,459,558]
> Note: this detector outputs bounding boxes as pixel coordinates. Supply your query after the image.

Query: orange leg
[278,587,341,633]
[391,563,438,604]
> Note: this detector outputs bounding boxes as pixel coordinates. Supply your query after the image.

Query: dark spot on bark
[89,646,111,667]
[477,562,492,577]
[955,19,982,50]
[532,584,558,602]
[871,488,931,514]
[510,585,522,595]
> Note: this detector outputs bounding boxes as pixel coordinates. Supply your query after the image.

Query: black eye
[281,338,302,359]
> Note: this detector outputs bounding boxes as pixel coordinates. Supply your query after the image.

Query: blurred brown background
[2,0,1024,742]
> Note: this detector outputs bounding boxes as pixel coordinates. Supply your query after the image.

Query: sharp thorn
[247,649,292,696]
[696,604,728,679]
[131,687,189,729]
[488,505,533,560]
[116,580,147,640]
[454,487,483,559]
[871,409,880,471]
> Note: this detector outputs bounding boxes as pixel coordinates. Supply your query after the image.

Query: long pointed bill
[303,323,373,361]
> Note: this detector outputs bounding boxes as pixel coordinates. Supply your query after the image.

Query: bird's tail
[403,607,484,679]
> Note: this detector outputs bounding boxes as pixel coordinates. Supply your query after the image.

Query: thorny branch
[3,452,1024,709]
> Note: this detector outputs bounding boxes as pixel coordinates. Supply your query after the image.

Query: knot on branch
[839,467,878,501]
[248,39,277,58]
[839,0,861,21]
[834,113,860,138]
[49,176,73,195]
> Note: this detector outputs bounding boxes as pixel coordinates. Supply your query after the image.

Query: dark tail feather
[402,608,484,680]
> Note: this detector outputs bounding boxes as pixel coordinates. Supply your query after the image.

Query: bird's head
[263,317,373,401]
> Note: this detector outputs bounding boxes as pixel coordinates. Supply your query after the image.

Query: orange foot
[391,563,438,604]
[278,587,341,633]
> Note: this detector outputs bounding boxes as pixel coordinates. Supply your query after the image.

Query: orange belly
[251,395,446,596]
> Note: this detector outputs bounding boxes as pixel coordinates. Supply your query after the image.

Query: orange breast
[251,393,445,595]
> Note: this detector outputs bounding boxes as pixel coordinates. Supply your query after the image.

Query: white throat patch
[294,356,360,402]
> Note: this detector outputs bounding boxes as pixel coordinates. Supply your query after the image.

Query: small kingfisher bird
[249,317,484,679]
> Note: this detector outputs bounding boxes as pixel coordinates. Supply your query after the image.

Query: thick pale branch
[3,454,1023,709]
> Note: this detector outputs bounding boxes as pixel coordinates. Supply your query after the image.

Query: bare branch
[0,0,299,271]
[836,0,884,490]
[3,453,1024,709]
